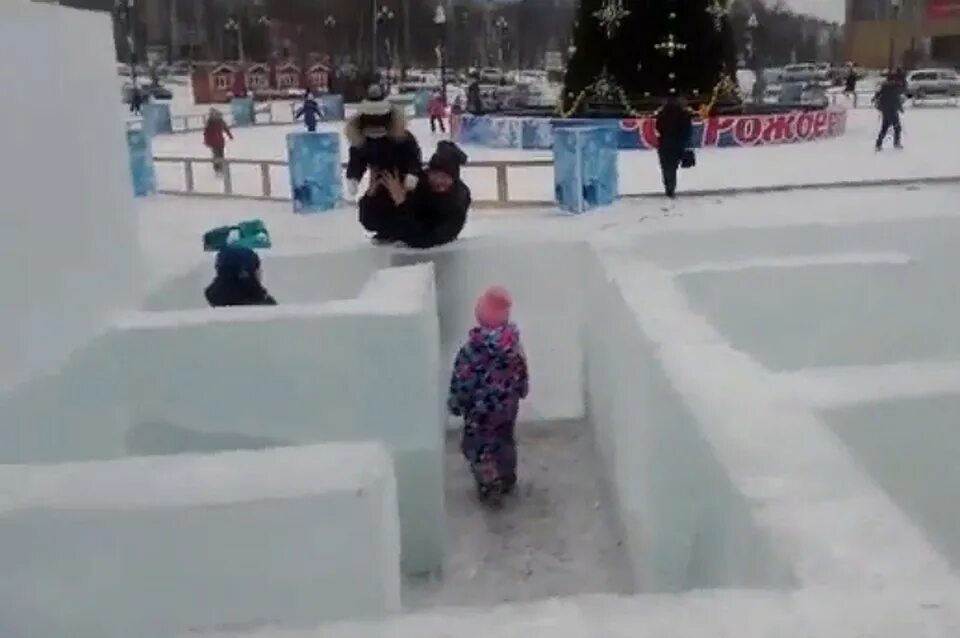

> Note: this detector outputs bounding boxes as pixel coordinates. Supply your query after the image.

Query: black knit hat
[428,141,468,180]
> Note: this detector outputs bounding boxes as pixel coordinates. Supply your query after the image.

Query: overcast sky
[780,0,846,23]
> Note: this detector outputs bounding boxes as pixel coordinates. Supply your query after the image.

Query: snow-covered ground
[150,101,960,203]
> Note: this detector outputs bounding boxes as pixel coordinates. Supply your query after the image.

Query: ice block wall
[0,265,445,575]
[584,252,794,591]
[0,442,402,638]
[0,1,139,392]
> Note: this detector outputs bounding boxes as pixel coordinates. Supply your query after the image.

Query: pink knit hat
[475,286,512,329]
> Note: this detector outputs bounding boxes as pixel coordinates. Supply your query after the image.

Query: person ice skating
[205,245,277,308]
[655,95,693,199]
[294,91,324,133]
[359,141,470,248]
[873,75,904,151]
[428,91,447,134]
[345,84,423,201]
[843,64,859,107]
[449,286,529,503]
[466,77,483,114]
[130,84,146,115]
[203,109,234,176]
[450,95,464,138]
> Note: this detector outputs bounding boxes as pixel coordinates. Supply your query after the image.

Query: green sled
[203,219,272,252]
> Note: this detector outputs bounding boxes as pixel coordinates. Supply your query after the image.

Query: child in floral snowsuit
[448,286,530,501]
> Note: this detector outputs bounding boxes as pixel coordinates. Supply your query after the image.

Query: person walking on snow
[655,96,693,199]
[295,92,324,132]
[448,286,529,504]
[843,64,859,107]
[203,109,234,177]
[874,74,904,151]
[428,91,447,134]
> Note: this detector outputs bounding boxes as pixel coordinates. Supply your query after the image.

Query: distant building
[846,0,960,68]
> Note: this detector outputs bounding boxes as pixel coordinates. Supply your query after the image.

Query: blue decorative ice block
[319,94,345,121]
[231,96,256,127]
[143,102,172,135]
[126,129,155,198]
[413,90,432,117]
[522,118,554,150]
[287,132,341,213]
[553,126,618,214]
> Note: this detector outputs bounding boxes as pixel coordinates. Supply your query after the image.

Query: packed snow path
[405,419,632,609]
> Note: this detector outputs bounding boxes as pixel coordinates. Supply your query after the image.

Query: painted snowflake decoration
[654,33,687,58]
[705,0,728,32]
[590,67,621,101]
[593,0,631,40]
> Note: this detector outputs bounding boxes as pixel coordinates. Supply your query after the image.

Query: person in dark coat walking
[873,75,904,151]
[294,92,324,132]
[129,86,145,115]
[205,245,277,308]
[466,78,483,115]
[844,66,859,107]
[360,141,471,248]
[655,96,693,198]
[345,84,423,200]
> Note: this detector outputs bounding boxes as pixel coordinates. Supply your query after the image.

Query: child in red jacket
[203,109,234,176]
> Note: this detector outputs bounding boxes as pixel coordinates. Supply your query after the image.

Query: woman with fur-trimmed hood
[345,84,423,199]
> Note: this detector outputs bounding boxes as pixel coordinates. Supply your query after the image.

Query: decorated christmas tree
[562,0,739,115]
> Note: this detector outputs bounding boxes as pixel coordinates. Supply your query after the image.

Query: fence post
[496,164,509,203]
[260,162,272,197]
[184,159,194,192]
[222,161,233,195]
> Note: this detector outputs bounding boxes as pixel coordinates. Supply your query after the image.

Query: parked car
[905,68,960,98]
[480,67,504,84]
[121,81,173,104]
[781,63,822,83]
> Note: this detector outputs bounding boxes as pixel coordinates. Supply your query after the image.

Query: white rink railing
[152,156,555,208]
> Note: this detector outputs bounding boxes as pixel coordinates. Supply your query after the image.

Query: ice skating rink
[150,106,960,203]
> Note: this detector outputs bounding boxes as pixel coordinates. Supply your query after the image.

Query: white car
[480,67,504,84]
[905,68,960,99]
[781,63,820,83]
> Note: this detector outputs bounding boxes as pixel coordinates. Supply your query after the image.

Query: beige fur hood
[344,103,409,148]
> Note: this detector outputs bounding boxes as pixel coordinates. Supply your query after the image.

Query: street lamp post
[747,13,763,103]
[494,16,508,68]
[325,15,337,60]
[376,5,395,85]
[114,0,138,84]
[224,16,244,62]
[888,0,901,72]
[434,5,448,106]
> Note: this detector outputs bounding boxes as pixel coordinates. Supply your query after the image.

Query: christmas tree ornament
[705,0,727,32]
[563,0,738,112]
[593,0,631,40]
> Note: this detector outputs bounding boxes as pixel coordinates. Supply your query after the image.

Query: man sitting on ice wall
[360,141,471,249]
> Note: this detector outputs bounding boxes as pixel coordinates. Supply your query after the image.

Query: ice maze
[4,2,960,636]
[5,227,960,635]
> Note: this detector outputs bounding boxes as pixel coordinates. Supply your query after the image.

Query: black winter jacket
[874,81,904,116]
[360,181,470,249]
[205,278,277,308]
[655,103,693,158]
[344,107,423,183]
